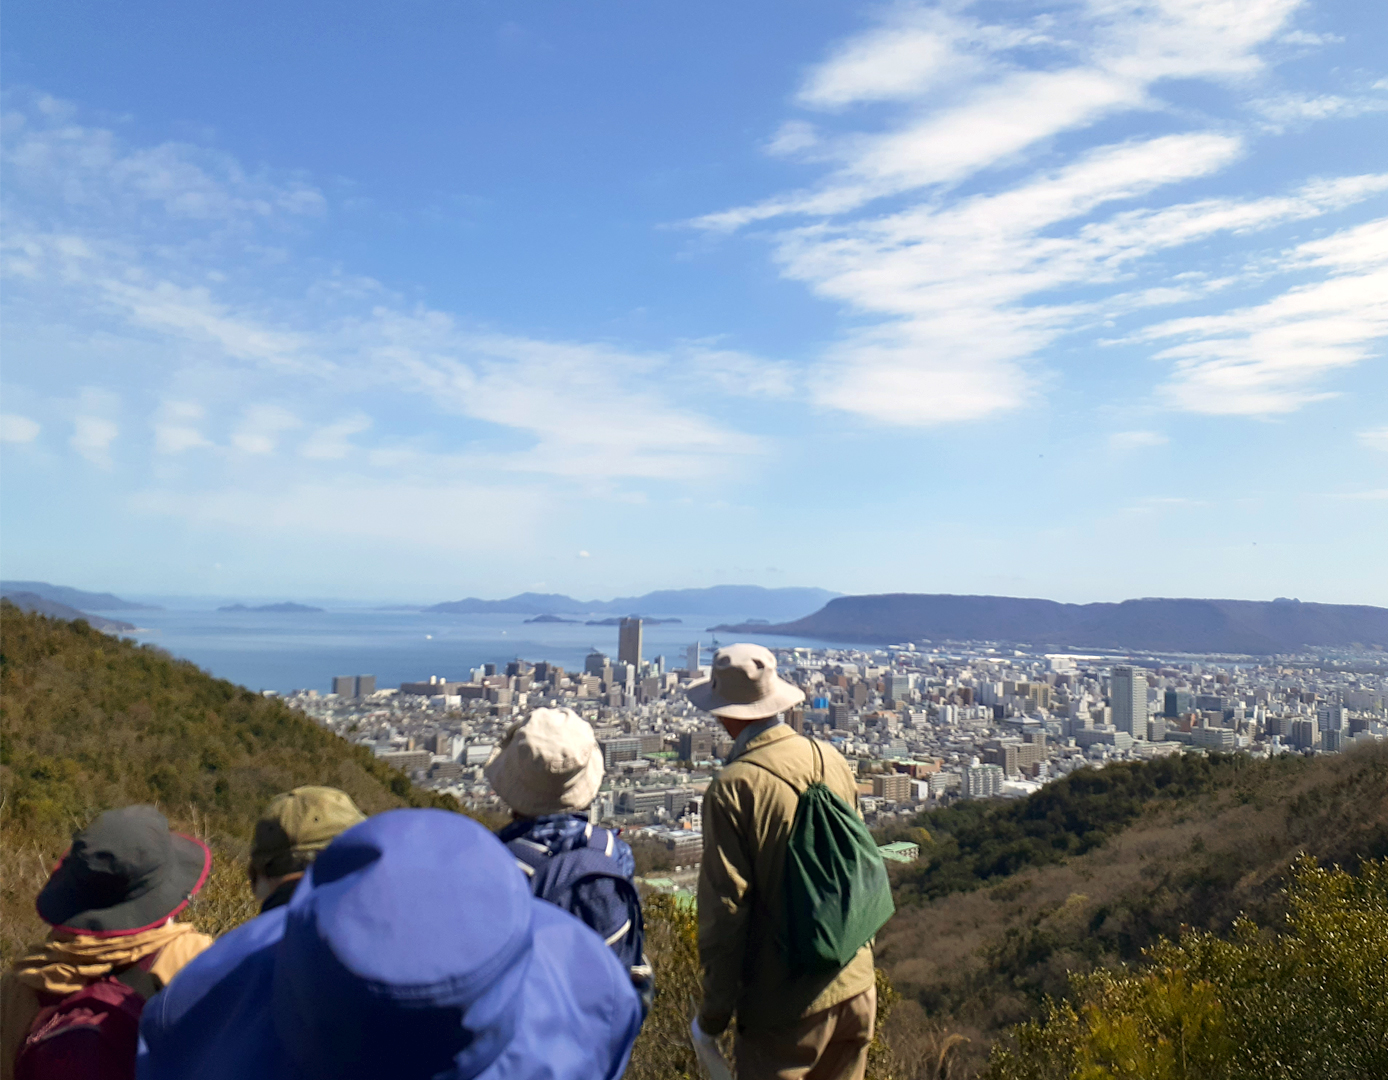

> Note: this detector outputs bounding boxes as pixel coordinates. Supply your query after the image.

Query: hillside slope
[0,603,459,961]
[876,745,1388,1076]
[719,593,1388,653]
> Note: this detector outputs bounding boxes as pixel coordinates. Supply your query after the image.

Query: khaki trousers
[734,986,876,1080]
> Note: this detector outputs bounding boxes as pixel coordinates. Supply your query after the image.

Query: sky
[1,0,1385,606]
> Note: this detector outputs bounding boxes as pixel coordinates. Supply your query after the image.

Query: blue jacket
[138,810,642,1080]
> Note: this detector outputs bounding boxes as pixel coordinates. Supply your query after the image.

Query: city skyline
[2,0,1386,605]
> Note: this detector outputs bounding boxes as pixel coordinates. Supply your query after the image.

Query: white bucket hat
[686,643,805,720]
[485,707,605,817]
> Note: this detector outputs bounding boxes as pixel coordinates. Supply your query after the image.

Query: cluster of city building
[280,618,1388,871]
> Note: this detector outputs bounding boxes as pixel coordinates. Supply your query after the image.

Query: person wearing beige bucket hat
[488,708,654,1018]
[690,645,878,1080]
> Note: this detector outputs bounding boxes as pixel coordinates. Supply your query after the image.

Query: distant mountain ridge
[713,593,1388,654]
[0,592,137,633]
[426,585,838,620]
[0,580,159,611]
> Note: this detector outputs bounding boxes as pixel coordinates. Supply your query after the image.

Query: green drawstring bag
[741,738,896,974]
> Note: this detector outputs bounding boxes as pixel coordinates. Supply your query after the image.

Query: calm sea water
[124,607,847,693]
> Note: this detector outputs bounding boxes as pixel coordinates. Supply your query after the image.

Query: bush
[983,855,1388,1080]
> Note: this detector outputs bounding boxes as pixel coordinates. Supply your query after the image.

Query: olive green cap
[250,786,366,878]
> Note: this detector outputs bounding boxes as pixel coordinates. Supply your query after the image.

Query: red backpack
[14,955,159,1080]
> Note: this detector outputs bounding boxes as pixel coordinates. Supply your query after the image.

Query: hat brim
[38,832,211,937]
[687,677,805,720]
[485,744,605,818]
[139,896,641,1080]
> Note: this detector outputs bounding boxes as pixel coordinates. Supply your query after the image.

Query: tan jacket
[0,921,213,1080]
[698,725,875,1034]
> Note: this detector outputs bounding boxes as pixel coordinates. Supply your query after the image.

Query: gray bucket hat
[686,643,805,720]
[36,805,211,936]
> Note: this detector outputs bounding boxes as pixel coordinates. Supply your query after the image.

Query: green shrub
[983,855,1388,1080]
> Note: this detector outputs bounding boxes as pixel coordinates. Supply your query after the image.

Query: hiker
[138,808,644,1080]
[690,644,892,1080]
[488,707,653,1015]
[0,806,213,1080]
[248,786,366,913]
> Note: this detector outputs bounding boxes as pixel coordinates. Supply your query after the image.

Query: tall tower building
[1111,665,1146,737]
[686,641,701,674]
[618,617,643,667]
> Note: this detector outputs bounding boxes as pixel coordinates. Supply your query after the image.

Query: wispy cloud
[1360,427,1388,452]
[1152,217,1388,414]
[0,94,770,552]
[0,413,40,443]
[154,401,212,455]
[684,0,1387,425]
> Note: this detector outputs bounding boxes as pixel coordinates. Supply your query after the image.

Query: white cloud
[1152,217,1388,414]
[231,404,301,455]
[301,414,372,460]
[698,0,1303,231]
[0,413,40,443]
[72,415,118,467]
[2,92,324,223]
[1110,430,1170,449]
[1254,92,1388,126]
[154,401,212,455]
[1360,427,1388,452]
[686,347,795,398]
[688,0,1388,426]
[1,98,762,489]
[796,8,988,109]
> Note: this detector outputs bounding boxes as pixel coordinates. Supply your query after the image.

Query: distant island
[584,616,682,626]
[425,585,838,620]
[524,614,581,624]
[218,602,324,614]
[711,593,1388,655]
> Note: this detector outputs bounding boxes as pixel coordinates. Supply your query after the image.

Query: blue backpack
[507,826,652,1015]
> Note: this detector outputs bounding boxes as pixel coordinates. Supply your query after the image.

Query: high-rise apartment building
[1111,665,1147,738]
[871,773,913,802]
[686,642,701,674]
[618,618,643,667]
[1316,703,1347,732]
[355,675,376,697]
[883,674,910,704]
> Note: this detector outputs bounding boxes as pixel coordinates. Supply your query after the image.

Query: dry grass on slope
[874,742,1388,1078]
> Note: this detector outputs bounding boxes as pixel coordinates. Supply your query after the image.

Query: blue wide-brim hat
[138,809,643,1080]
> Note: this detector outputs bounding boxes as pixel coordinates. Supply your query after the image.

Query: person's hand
[689,1015,733,1080]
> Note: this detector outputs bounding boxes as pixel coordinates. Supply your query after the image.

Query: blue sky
[1,0,1385,606]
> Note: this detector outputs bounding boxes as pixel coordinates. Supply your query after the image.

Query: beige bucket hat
[485,707,605,817]
[687,642,805,720]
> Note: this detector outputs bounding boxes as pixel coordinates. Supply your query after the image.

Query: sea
[122,606,849,694]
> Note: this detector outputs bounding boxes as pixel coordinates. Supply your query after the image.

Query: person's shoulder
[147,908,285,1027]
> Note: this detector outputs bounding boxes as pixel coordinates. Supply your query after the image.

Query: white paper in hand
[689,1016,734,1080]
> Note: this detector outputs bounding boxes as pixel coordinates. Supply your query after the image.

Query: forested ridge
[0,603,461,959]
